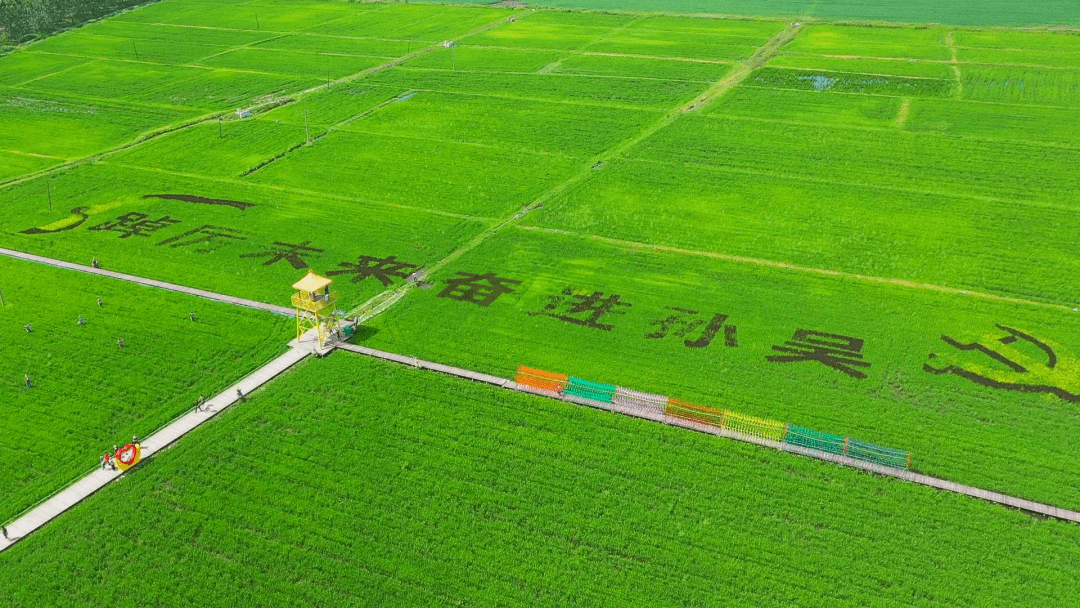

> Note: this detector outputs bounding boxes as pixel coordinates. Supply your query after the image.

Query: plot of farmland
[0,256,291,522]
[1,354,1077,606]
[440,0,1080,27]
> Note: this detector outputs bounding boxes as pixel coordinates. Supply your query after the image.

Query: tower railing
[292,291,337,313]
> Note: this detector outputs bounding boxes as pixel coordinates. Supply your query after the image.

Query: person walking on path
[91,257,100,269]
[101,452,110,470]
[132,435,140,447]
[195,395,206,412]
[24,375,32,388]
[236,388,244,401]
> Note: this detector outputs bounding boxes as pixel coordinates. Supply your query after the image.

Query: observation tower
[291,270,340,349]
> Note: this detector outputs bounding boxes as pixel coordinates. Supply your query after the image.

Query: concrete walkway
[0,340,313,553]
[0,247,293,316]
[336,343,1080,524]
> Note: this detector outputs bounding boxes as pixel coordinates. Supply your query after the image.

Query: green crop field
[440,0,1080,27]
[0,255,291,522]
[1,353,1077,606]
[2,0,1079,603]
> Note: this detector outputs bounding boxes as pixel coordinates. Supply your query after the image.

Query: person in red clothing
[101,452,111,470]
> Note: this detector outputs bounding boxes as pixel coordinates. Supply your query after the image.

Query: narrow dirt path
[945,31,963,97]
[894,96,912,127]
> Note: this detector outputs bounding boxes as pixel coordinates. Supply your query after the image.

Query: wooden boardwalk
[0,342,312,553]
[0,247,293,316]
[336,343,1080,524]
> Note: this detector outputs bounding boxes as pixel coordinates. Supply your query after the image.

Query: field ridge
[516,226,1079,314]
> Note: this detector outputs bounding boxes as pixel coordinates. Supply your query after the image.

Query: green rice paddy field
[2,354,1078,606]
[0,256,290,523]
[2,0,1080,603]
[443,0,1080,27]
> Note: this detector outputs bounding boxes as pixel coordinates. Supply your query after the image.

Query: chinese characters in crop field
[767,330,870,379]
[17,198,1078,402]
[327,255,419,286]
[241,240,323,269]
[88,212,181,239]
[437,272,521,307]
[646,307,737,349]
[159,225,248,253]
[529,288,631,331]
[436,281,1077,402]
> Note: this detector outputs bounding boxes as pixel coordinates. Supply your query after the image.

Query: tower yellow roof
[292,270,332,292]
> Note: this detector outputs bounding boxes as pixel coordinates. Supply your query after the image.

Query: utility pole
[132,41,139,61]
[46,180,52,212]
[304,110,310,143]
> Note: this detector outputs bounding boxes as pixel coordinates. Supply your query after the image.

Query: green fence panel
[846,438,910,469]
[564,377,617,403]
[784,425,846,455]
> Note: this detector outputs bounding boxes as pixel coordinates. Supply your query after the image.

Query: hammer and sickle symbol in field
[925,324,1080,402]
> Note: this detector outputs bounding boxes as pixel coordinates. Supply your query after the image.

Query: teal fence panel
[846,438,910,469]
[784,425,845,455]
[564,378,617,403]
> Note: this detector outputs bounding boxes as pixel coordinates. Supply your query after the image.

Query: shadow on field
[351,325,380,343]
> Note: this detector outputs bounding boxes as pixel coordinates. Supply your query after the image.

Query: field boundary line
[0,342,314,554]
[105,161,501,223]
[945,32,963,97]
[461,42,737,65]
[352,77,670,110]
[0,148,65,160]
[0,248,293,316]
[10,57,96,87]
[514,225,1078,313]
[696,109,1080,153]
[627,152,1080,214]
[334,343,1080,523]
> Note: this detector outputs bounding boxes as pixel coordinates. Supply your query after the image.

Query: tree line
[0,0,156,44]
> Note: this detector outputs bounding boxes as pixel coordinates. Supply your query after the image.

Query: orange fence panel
[665,398,726,428]
[515,366,567,392]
